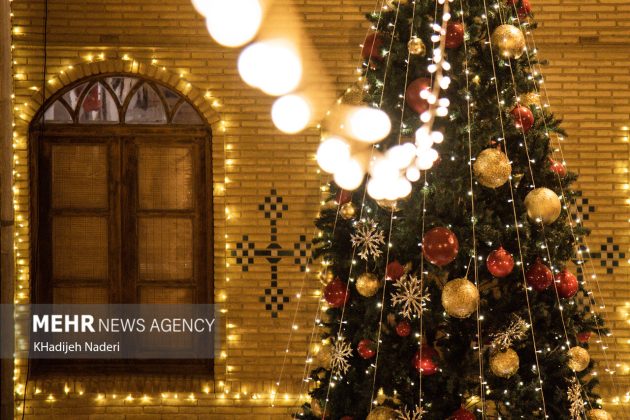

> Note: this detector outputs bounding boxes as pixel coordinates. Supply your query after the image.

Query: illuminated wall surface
[6,0,630,418]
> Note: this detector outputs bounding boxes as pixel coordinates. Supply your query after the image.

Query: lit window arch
[41,75,204,125]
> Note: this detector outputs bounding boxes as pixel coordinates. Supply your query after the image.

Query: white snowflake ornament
[330,335,353,375]
[391,275,430,319]
[351,218,386,261]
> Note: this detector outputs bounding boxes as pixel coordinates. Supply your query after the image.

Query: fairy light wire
[506,5,627,414]
[367,0,419,411]
[478,0,549,415]
[458,0,486,415]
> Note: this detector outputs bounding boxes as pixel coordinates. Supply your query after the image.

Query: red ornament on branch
[577,331,592,344]
[508,0,532,20]
[486,246,515,278]
[335,189,352,205]
[396,320,411,337]
[554,269,578,298]
[362,33,384,61]
[445,22,465,49]
[511,105,535,133]
[550,158,567,177]
[324,278,349,308]
[357,339,376,359]
[386,260,405,280]
[405,78,432,114]
[423,227,459,267]
[412,345,439,375]
[526,258,553,292]
[450,407,476,420]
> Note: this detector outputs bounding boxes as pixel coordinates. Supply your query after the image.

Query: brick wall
[7,0,630,418]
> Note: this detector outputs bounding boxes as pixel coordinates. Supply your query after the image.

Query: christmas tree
[300,0,613,419]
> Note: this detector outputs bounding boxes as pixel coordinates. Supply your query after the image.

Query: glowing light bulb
[200,0,263,47]
[238,39,302,96]
[346,107,391,143]
[386,143,416,169]
[272,94,311,134]
[316,137,350,174]
[334,158,365,190]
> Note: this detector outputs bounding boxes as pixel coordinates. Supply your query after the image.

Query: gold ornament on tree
[340,83,365,105]
[441,278,479,318]
[377,199,399,212]
[356,272,382,297]
[366,406,398,420]
[310,399,329,417]
[473,148,512,188]
[524,187,562,225]
[567,346,590,372]
[316,343,333,369]
[408,37,426,56]
[490,348,519,378]
[340,202,356,219]
[587,409,613,420]
[319,270,334,286]
[491,24,526,59]
[520,91,542,109]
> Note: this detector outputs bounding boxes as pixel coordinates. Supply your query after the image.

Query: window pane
[125,83,167,124]
[139,287,193,304]
[53,287,109,304]
[78,83,119,123]
[138,217,192,281]
[172,102,204,124]
[52,216,108,280]
[44,101,73,123]
[106,76,138,104]
[62,82,88,111]
[138,146,193,210]
[158,84,182,113]
[52,144,108,209]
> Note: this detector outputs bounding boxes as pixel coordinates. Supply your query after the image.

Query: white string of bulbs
[191,0,312,135]
[316,0,453,201]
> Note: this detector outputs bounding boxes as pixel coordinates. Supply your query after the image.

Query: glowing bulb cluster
[192,0,312,134]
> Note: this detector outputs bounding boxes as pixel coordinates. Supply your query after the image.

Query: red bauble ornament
[396,320,411,337]
[510,105,535,133]
[450,407,476,420]
[362,33,384,61]
[357,339,376,359]
[412,345,439,375]
[324,277,349,308]
[386,260,405,280]
[405,78,432,114]
[508,0,532,19]
[550,158,567,177]
[335,189,352,205]
[422,227,459,267]
[555,269,578,298]
[577,331,592,344]
[486,246,515,278]
[526,258,553,292]
[445,22,465,49]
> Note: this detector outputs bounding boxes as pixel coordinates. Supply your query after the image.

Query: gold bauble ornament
[377,199,399,212]
[491,24,526,59]
[386,0,409,8]
[441,278,479,318]
[310,399,329,417]
[524,187,562,225]
[520,91,541,109]
[366,406,398,420]
[408,37,426,56]
[587,409,613,420]
[356,272,382,297]
[490,348,520,378]
[567,346,590,372]
[320,270,335,286]
[473,148,512,188]
[340,202,356,219]
[316,344,333,369]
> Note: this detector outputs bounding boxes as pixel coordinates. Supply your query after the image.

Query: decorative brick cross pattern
[232,190,311,318]
[600,237,626,275]
[570,192,596,222]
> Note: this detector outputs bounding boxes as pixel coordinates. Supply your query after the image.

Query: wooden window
[30,76,212,373]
